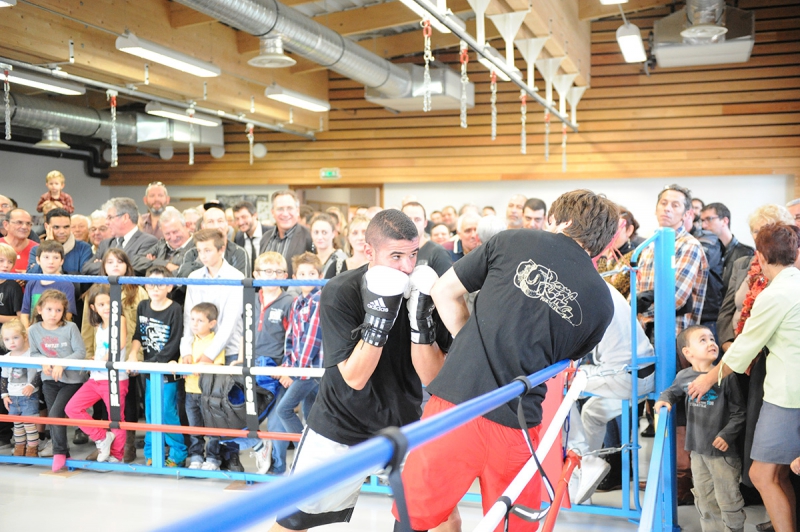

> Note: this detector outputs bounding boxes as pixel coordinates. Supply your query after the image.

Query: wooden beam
[169,2,215,28]
[578,0,671,21]
[498,0,591,86]
[1,0,327,131]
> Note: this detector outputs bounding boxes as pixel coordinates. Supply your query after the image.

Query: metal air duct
[8,93,138,145]
[176,0,412,99]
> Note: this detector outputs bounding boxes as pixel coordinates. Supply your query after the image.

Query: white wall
[385,175,794,247]
[0,150,110,216]
[108,185,285,213]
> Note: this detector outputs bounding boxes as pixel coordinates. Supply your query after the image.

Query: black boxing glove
[407,265,439,344]
[360,265,410,347]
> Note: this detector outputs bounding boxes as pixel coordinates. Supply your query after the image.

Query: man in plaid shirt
[635,183,708,505]
[636,184,709,347]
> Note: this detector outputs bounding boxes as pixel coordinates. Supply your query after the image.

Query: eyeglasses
[255,268,286,276]
[700,216,719,223]
[106,213,125,221]
[90,226,109,233]
[8,220,32,227]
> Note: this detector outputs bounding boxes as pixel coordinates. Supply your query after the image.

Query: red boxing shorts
[395,395,542,531]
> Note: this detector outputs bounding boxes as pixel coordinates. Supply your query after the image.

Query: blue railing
[153,360,572,532]
[639,406,672,532]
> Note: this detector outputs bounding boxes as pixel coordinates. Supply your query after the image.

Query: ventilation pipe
[176,0,412,99]
[8,93,137,144]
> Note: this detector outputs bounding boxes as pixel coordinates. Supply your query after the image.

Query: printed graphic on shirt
[514,260,582,326]
[683,384,718,408]
[40,336,68,357]
[11,367,24,379]
[138,316,171,353]
[268,308,284,323]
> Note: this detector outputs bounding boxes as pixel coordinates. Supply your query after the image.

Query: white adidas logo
[367,297,389,313]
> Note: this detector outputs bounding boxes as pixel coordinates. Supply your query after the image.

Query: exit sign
[320,168,341,180]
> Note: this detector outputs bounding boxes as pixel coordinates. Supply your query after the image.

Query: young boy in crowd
[246,252,295,474]
[179,228,243,471]
[37,170,74,214]
[0,243,23,334]
[655,325,747,532]
[182,302,225,470]
[129,266,186,467]
[272,252,324,474]
[20,240,76,327]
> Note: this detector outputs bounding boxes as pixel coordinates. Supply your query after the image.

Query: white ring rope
[0,356,325,378]
[473,370,588,532]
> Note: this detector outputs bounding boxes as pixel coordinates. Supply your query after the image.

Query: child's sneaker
[96,432,116,462]
[251,440,273,475]
[107,456,120,463]
[165,458,184,468]
[188,460,202,470]
[38,439,53,457]
[200,461,220,471]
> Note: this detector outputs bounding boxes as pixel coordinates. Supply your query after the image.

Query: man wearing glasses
[700,203,754,313]
[82,197,158,276]
[139,182,171,240]
[0,208,38,273]
[0,195,39,243]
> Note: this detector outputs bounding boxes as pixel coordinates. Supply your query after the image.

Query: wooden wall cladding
[109,0,800,195]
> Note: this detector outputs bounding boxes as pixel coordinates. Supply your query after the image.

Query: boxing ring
[0,227,679,531]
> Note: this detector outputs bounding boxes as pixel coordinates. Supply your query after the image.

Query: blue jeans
[277,378,319,434]
[7,393,40,416]
[144,378,187,464]
[185,392,220,465]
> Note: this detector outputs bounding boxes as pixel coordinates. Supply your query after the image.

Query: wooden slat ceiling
[109,0,800,194]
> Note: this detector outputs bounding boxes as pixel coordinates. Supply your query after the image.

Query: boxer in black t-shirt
[273,209,451,532]
[397,190,620,532]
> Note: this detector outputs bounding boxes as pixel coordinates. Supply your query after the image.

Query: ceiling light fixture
[145,102,222,127]
[615,6,646,63]
[115,32,221,78]
[0,0,18,6]
[616,22,646,62]
[600,0,628,5]
[264,83,330,113]
[3,67,85,95]
[397,0,451,34]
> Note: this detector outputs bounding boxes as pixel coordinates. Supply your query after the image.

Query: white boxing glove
[407,265,439,344]
[360,265,410,347]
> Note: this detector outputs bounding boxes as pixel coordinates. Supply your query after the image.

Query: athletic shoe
[96,432,116,462]
[107,456,120,463]
[188,461,203,470]
[0,438,13,450]
[165,458,184,468]
[72,429,89,445]
[251,440,273,475]
[223,452,244,473]
[201,461,220,471]
[38,439,53,457]
[573,455,611,504]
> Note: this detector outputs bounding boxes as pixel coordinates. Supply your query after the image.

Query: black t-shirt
[427,230,614,429]
[307,264,452,446]
[0,280,23,355]
[417,240,453,277]
[133,300,184,381]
